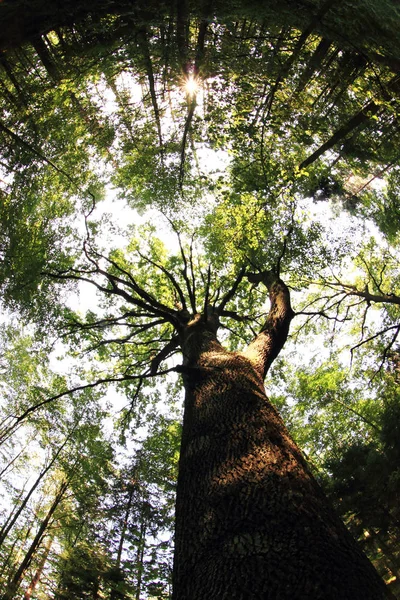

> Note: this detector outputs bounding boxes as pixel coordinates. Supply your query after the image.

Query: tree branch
[244,271,294,378]
[137,250,187,312]
[0,366,184,444]
[150,336,180,375]
[217,267,247,313]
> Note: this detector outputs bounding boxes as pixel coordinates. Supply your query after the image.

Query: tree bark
[172,275,390,599]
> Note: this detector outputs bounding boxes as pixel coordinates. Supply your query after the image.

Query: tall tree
[1,1,400,598]
[39,232,390,598]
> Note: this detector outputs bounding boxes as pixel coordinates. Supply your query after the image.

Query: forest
[0,0,400,598]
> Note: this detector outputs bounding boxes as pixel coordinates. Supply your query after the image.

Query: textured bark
[172,277,389,599]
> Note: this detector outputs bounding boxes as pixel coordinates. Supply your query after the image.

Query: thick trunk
[172,309,389,598]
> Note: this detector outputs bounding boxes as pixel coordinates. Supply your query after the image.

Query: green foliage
[1,1,400,596]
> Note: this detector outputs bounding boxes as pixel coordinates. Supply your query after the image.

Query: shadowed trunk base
[173,343,389,599]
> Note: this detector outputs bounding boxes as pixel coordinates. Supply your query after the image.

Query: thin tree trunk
[30,35,59,81]
[2,480,68,600]
[137,28,163,151]
[372,530,400,582]
[0,428,73,548]
[23,535,53,600]
[261,0,339,121]
[294,37,332,95]
[135,509,147,600]
[178,6,209,187]
[0,55,27,106]
[176,0,189,75]
[299,99,379,170]
[300,73,400,170]
[110,482,136,600]
[172,274,391,599]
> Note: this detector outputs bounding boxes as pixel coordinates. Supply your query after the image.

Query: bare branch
[85,244,179,321]
[80,319,167,355]
[301,277,400,307]
[63,310,160,334]
[276,224,294,276]
[0,366,185,445]
[167,221,197,313]
[350,323,400,356]
[294,309,350,322]
[217,267,247,313]
[137,250,187,311]
[219,309,260,324]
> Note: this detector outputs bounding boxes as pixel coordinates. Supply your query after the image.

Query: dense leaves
[0,0,400,597]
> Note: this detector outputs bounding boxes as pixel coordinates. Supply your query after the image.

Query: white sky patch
[196,144,231,177]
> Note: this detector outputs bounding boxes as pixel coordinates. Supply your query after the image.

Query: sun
[184,74,199,97]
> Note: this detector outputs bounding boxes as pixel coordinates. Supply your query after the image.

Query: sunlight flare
[183,74,199,97]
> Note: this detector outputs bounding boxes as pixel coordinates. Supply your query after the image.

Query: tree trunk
[135,510,147,600]
[294,37,332,95]
[23,535,53,599]
[2,480,68,600]
[172,275,390,599]
[30,35,59,81]
[0,430,72,548]
[299,99,380,170]
[110,481,136,600]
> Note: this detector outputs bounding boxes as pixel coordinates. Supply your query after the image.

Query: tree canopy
[1,0,400,597]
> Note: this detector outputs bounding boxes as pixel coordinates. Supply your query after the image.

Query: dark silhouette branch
[0,366,185,445]
[319,280,400,306]
[179,99,196,188]
[351,324,400,356]
[300,73,400,170]
[299,100,380,170]
[168,223,197,314]
[0,120,95,203]
[217,267,247,313]
[138,28,164,152]
[150,336,180,375]
[137,250,188,312]
[83,244,179,323]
